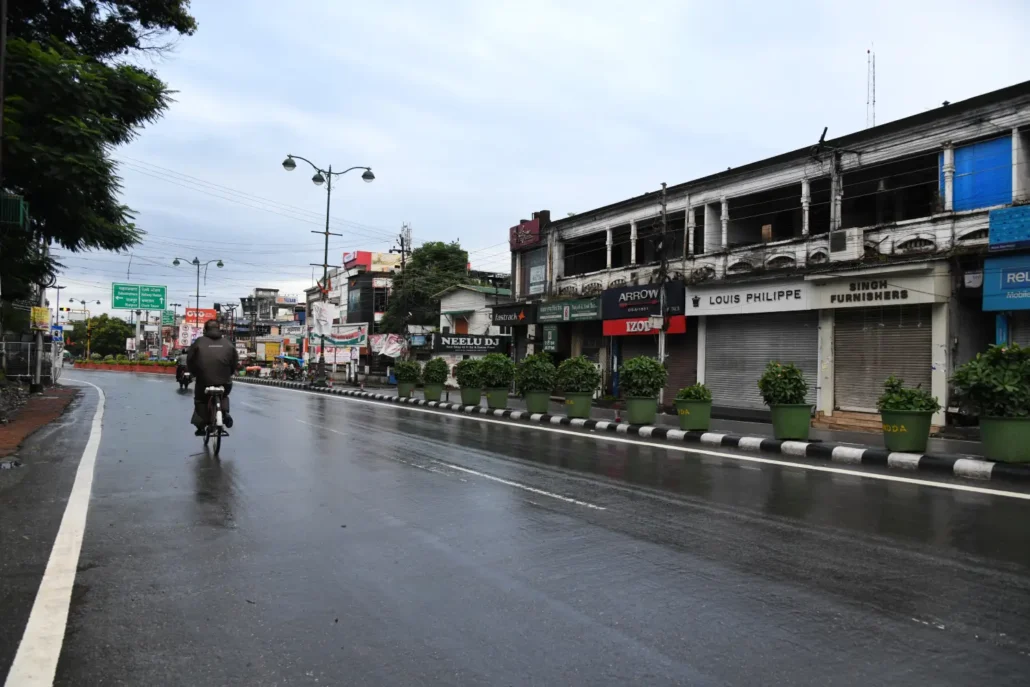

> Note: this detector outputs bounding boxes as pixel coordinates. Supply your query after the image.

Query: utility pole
[656,182,669,404]
[31,236,46,392]
[390,223,413,338]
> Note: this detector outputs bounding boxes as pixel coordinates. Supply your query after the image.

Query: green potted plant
[674,383,712,431]
[454,358,483,406]
[480,353,516,409]
[951,343,1030,463]
[876,375,940,452]
[422,357,449,401]
[394,360,422,398]
[757,361,812,440]
[618,356,668,425]
[515,353,556,414]
[556,356,600,419]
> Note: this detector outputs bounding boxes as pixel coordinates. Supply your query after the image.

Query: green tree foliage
[1,1,197,293]
[67,314,134,358]
[380,242,469,333]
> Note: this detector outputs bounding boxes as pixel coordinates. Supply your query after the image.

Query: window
[443,326,451,334]
[950,136,1013,211]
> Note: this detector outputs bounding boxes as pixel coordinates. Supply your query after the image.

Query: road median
[237,377,1030,486]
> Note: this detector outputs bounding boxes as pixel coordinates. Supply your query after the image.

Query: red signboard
[602,315,686,336]
[509,218,541,251]
[184,308,218,325]
[343,251,372,269]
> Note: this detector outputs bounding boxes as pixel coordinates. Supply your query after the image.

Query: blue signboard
[989,206,1030,252]
[51,325,64,342]
[983,255,1030,311]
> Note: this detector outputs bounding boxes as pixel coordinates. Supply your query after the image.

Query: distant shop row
[433,255,1030,426]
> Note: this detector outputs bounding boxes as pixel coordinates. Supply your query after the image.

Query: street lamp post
[281,154,374,385]
[172,257,223,333]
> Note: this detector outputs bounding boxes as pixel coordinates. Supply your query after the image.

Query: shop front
[602,283,693,402]
[984,254,1030,346]
[809,265,950,414]
[688,279,818,412]
[431,333,513,385]
[538,297,603,366]
[491,303,537,361]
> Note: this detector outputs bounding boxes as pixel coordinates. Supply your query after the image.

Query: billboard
[184,307,218,324]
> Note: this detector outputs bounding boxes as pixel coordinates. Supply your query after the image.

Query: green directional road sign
[161,310,175,325]
[111,283,167,310]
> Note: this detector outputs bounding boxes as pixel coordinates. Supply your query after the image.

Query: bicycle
[202,386,229,455]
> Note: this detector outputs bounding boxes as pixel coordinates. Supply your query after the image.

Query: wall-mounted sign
[491,303,537,325]
[509,218,541,251]
[809,269,949,310]
[687,279,812,315]
[542,325,558,352]
[983,255,1030,311]
[30,306,50,331]
[372,277,392,289]
[525,247,548,296]
[312,323,369,346]
[988,205,1030,251]
[433,334,511,354]
[603,315,687,336]
[275,295,299,305]
[184,307,218,324]
[601,283,684,319]
[538,297,602,323]
[111,282,166,310]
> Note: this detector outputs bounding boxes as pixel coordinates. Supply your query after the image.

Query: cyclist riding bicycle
[187,319,239,436]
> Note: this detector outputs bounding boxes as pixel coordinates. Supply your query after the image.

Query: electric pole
[390,223,413,338]
[656,182,669,404]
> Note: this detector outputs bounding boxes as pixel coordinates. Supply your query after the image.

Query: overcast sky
[53,0,1030,320]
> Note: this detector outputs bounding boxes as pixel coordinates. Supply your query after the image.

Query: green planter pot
[486,388,509,410]
[674,399,712,431]
[880,409,934,453]
[397,382,415,398]
[423,383,443,402]
[625,396,657,425]
[460,387,481,406]
[980,417,1030,463]
[564,391,593,419]
[769,404,813,440]
[524,390,551,414]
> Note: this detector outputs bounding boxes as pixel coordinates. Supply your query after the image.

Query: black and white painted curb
[238,377,1030,485]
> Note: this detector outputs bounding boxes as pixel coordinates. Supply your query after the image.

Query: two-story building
[433,284,513,385]
[508,79,1030,426]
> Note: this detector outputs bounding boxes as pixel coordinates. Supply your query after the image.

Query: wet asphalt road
[3,370,1030,686]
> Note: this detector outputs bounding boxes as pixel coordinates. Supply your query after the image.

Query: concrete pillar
[801,179,811,237]
[1013,128,1028,203]
[695,316,707,384]
[830,154,842,232]
[551,239,565,286]
[514,251,523,299]
[942,143,955,211]
[686,206,696,256]
[605,226,613,269]
[630,220,638,265]
[720,197,729,249]
[817,309,834,417]
[931,302,949,427]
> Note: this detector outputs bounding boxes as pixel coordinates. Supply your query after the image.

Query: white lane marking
[292,418,605,510]
[6,380,105,687]
[241,384,1030,501]
[427,460,606,510]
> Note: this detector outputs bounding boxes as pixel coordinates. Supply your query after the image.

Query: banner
[310,322,369,346]
[369,333,407,358]
[184,307,218,325]
[30,306,50,331]
[309,301,334,338]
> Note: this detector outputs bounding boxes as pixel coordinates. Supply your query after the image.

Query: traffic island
[236,377,1030,486]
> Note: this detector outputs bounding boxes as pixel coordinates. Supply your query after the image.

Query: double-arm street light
[281,154,374,384]
[172,257,224,323]
[67,298,101,359]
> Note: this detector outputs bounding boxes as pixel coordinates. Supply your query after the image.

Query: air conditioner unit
[828,228,863,262]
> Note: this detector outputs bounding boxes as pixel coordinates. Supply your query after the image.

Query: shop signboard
[988,206,1030,251]
[983,254,1030,311]
[602,315,687,336]
[542,325,558,352]
[433,334,511,354]
[602,283,684,319]
[509,218,541,251]
[809,270,949,310]
[111,283,166,310]
[184,307,218,324]
[537,297,602,323]
[526,247,548,295]
[686,279,812,315]
[491,303,536,325]
[51,325,64,342]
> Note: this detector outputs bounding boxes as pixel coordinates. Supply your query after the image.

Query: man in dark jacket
[187,320,239,435]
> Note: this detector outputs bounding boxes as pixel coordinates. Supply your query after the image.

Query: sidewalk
[240,378,1030,485]
[0,387,80,460]
[360,386,983,456]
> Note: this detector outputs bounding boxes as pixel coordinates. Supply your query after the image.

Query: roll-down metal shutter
[620,334,659,361]
[705,312,818,410]
[662,330,698,404]
[1010,312,1030,347]
[833,304,932,411]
